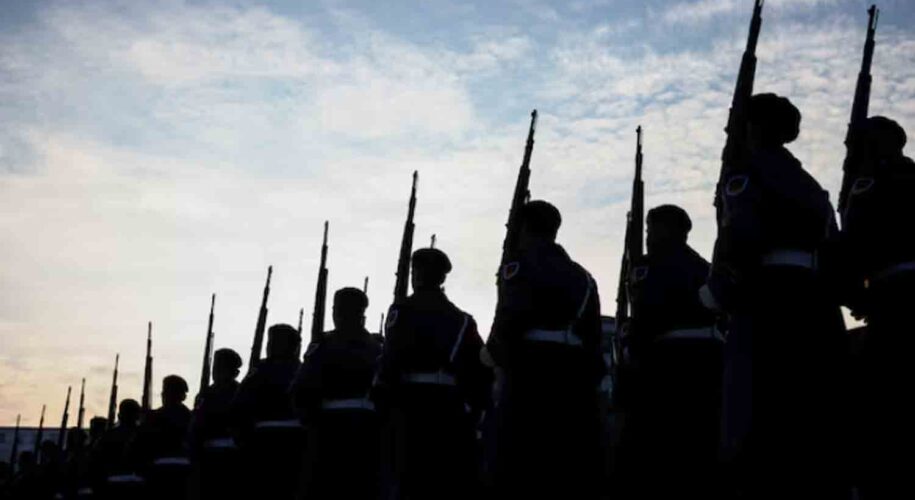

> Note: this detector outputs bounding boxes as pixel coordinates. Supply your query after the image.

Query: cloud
[662,0,844,25]
[0,0,913,424]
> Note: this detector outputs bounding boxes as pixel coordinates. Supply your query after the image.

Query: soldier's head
[266,323,301,361]
[213,348,243,385]
[411,248,452,292]
[89,417,107,440]
[161,375,188,407]
[66,427,87,450]
[864,116,907,160]
[118,399,141,427]
[520,200,562,245]
[647,205,692,255]
[748,93,801,150]
[39,440,59,464]
[332,287,369,330]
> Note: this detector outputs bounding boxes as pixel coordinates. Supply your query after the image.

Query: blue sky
[2,0,914,424]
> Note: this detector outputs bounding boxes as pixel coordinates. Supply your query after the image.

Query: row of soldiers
[3,1,914,499]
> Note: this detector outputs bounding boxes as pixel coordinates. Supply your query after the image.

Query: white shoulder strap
[448,314,471,364]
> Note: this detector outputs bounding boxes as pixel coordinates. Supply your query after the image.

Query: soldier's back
[296,331,382,500]
[380,291,489,500]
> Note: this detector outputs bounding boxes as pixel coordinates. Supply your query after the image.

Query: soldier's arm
[290,347,323,422]
[487,261,535,366]
[456,317,493,417]
[582,277,606,385]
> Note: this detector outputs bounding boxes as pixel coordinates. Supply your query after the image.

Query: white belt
[107,474,145,483]
[153,457,191,467]
[77,488,94,496]
[254,419,302,430]
[657,326,724,342]
[872,261,915,283]
[761,249,816,270]
[403,372,457,386]
[203,437,237,449]
[321,398,376,411]
[524,329,583,347]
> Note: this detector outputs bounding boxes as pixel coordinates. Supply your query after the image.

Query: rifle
[838,5,880,221]
[394,172,418,303]
[76,378,86,432]
[311,222,329,345]
[34,404,45,456]
[248,266,273,374]
[615,126,645,349]
[199,293,216,395]
[379,313,385,336]
[430,234,436,249]
[498,110,538,279]
[363,276,369,295]
[141,322,153,413]
[57,386,71,450]
[107,354,119,429]
[10,414,20,466]
[714,0,764,204]
[296,307,304,359]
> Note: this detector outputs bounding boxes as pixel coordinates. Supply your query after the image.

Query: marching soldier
[231,324,302,500]
[376,249,491,500]
[704,93,849,499]
[291,287,383,499]
[130,375,193,499]
[190,348,242,451]
[842,116,915,499]
[617,205,722,499]
[89,399,141,496]
[189,348,243,500]
[486,200,604,500]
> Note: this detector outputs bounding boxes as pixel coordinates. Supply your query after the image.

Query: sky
[2,0,914,426]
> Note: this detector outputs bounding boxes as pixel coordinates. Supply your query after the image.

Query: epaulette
[725,175,749,196]
[501,261,521,281]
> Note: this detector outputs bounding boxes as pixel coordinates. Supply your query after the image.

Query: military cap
[749,93,801,144]
[522,200,562,238]
[334,287,369,311]
[647,204,692,236]
[118,398,141,415]
[268,323,301,340]
[163,374,189,394]
[411,247,453,275]
[214,348,243,370]
[867,116,907,152]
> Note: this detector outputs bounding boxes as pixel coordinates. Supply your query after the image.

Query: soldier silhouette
[231,324,303,500]
[130,375,192,499]
[486,200,604,500]
[6,451,39,500]
[291,287,382,500]
[89,399,141,496]
[191,348,242,451]
[616,205,723,499]
[705,93,850,499]
[842,116,915,500]
[190,348,243,500]
[375,248,491,500]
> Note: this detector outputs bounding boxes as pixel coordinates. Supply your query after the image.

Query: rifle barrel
[394,172,418,302]
[200,293,216,394]
[499,110,538,275]
[107,354,119,429]
[248,266,273,373]
[311,222,330,344]
[839,5,880,215]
